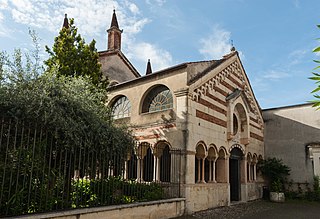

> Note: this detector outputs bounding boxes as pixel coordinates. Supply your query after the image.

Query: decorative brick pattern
[206,92,227,106]
[192,60,263,126]
[220,80,234,92]
[196,110,227,128]
[250,132,264,141]
[198,98,227,116]
[228,74,244,89]
[250,122,262,130]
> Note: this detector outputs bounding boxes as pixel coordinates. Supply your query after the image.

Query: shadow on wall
[263,111,320,184]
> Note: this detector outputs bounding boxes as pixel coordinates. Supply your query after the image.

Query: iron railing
[0,117,182,217]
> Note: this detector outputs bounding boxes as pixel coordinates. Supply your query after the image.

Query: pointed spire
[230,39,236,52]
[110,9,119,29]
[62,14,69,29]
[146,59,152,75]
[107,9,123,51]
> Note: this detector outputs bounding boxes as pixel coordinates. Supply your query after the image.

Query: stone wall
[184,183,229,213]
[263,103,320,185]
[17,198,185,219]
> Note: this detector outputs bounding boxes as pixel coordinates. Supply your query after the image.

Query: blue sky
[0,0,319,109]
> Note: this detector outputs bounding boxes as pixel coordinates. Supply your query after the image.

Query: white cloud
[1,0,148,37]
[146,0,166,6]
[0,0,8,9]
[262,70,289,80]
[293,0,300,8]
[125,41,173,74]
[199,25,232,60]
[0,0,173,74]
[288,49,307,65]
[124,1,140,15]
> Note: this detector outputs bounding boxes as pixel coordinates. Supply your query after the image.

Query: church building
[100,10,264,213]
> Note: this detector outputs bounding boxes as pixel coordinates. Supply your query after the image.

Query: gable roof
[107,54,238,92]
[99,50,141,78]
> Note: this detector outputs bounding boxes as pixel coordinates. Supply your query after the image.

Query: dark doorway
[229,147,242,201]
[160,145,171,182]
[143,147,154,182]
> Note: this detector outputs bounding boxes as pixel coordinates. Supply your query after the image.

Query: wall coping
[12,198,186,219]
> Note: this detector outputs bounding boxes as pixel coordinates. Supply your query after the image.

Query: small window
[233,114,238,135]
[142,86,173,113]
[111,96,131,119]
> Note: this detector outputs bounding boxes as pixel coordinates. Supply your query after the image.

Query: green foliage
[258,157,290,192]
[45,18,105,88]
[311,25,320,108]
[0,31,136,217]
[0,29,42,86]
[71,177,164,208]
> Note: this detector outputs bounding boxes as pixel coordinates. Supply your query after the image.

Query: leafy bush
[258,157,290,192]
[71,177,164,208]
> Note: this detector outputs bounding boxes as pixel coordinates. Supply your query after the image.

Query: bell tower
[107,10,122,51]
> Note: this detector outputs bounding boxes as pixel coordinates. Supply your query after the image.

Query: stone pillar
[201,158,206,183]
[241,157,247,183]
[153,156,157,181]
[156,157,160,182]
[225,157,229,183]
[137,158,141,182]
[212,158,217,182]
[197,158,201,183]
[209,160,212,182]
[247,162,251,182]
[124,161,128,180]
[253,163,257,181]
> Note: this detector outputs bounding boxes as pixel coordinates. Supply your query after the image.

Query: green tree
[311,25,320,108]
[45,18,104,87]
[0,34,134,215]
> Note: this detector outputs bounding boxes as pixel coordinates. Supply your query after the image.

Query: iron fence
[0,117,182,217]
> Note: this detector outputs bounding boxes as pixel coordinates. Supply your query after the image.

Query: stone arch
[195,142,207,183]
[140,84,173,113]
[216,146,228,183]
[136,142,153,182]
[109,80,119,87]
[234,103,249,144]
[154,141,171,182]
[207,144,218,183]
[252,153,258,181]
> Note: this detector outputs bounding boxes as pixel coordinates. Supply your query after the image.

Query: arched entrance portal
[229,147,243,201]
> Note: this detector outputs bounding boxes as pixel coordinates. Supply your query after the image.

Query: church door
[229,148,242,201]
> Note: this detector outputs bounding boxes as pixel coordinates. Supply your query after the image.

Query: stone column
[201,158,206,183]
[197,158,201,183]
[212,158,217,183]
[247,162,251,182]
[137,158,141,182]
[153,155,157,181]
[209,160,212,182]
[124,160,128,180]
[253,163,257,181]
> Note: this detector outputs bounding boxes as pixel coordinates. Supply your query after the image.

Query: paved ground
[173,200,320,219]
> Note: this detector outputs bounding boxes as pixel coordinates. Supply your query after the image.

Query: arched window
[233,114,238,135]
[111,96,131,119]
[142,85,173,113]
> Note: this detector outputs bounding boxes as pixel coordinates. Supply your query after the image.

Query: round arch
[109,95,131,119]
[140,84,173,113]
[207,144,218,161]
[196,141,207,159]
